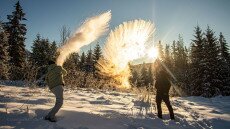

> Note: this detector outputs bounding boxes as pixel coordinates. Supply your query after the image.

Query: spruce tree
[219,32,230,63]
[172,35,188,85]
[190,26,205,96]
[147,65,154,86]
[49,41,58,60]
[0,22,10,79]
[64,53,79,70]
[157,41,164,60]
[4,1,27,68]
[140,64,148,86]
[164,44,172,69]
[131,70,139,86]
[30,34,41,65]
[175,35,187,71]
[79,52,86,71]
[3,1,27,80]
[218,32,230,95]
[171,40,177,71]
[93,43,102,62]
[85,49,93,72]
[30,35,51,78]
[72,53,80,69]
[202,26,221,97]
[93,43,102,72]
[30,35,50,66]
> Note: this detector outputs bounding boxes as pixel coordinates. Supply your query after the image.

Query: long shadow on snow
[0,108,198,129]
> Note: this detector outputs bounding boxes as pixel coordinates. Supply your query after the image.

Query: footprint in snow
[187,102,195,105]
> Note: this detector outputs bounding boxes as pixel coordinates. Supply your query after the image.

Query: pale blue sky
[0,0,230,51]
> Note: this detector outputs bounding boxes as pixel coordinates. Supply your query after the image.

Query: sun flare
[148,47,158,59]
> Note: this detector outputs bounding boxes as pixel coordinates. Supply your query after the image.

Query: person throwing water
[155,62,175,120]
[45,60,67,122]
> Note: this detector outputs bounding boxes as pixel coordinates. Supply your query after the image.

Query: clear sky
[0,0,230,51]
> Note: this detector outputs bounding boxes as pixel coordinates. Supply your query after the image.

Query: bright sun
[148,47,159,59]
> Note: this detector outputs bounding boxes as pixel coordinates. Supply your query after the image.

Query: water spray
[97,20,155,89]
[56,11,111,66]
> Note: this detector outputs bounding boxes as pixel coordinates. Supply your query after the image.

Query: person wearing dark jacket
[155,67,175,120]
[45,60,67,122]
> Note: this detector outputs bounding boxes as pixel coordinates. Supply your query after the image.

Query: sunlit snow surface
[0,84,230,129]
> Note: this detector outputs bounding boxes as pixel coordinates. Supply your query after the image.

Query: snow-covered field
[0,84,230,129]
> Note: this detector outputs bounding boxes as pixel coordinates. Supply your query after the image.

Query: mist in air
[97,20,155,88]
[56,11,111,66]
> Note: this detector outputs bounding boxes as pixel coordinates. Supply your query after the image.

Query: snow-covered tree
[218,32,230,95]
[140,64,148,86]
[157,41,164,60]
[4,1,27,68]
[3,1,27,80]
[219,32,230,66]
[30,34,50,66]
[171,40,177,70]
[64,53,80,71]
[85,48,93,72]
[189,26,206,95]
[170,35,189,88]
[0,22,10,79]
[201,26,221,97]
[93,43,102,63]
[72,53,80,68]
[175,35,188,72]
[147,65,154,86]
[79,52,86,71]
[164,44,173,72]
[92,43,103,73]
[49,41,58,60]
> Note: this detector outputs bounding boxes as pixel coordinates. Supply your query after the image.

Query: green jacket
[45,64,67,90]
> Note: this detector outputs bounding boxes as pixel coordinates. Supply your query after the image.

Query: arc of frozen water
[97,19,155,88]
[56,11,111,66]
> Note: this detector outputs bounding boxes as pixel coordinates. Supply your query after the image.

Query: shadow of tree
[1,104,218,129]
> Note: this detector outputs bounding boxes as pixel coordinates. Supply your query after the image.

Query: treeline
[189,26,230,97]
[0,1,57,81]
[0,1,108,89]
[29,34,105,87]
[129,63,154,88]
[28,34,103,77]
[1,1,230,97]
[130,26,230,97]
[63,43,103,73]
[0,2,103,79]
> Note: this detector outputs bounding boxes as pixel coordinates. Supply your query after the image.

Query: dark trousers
[156,93,174,119]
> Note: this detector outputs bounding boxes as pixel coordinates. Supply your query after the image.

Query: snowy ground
[0,84,230,129]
